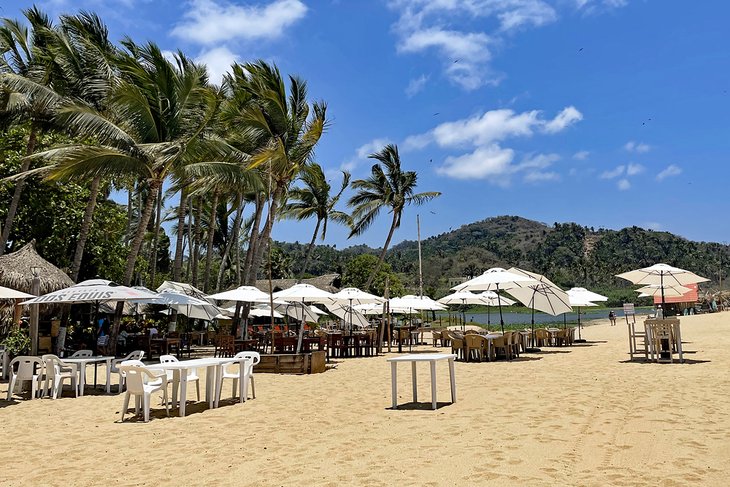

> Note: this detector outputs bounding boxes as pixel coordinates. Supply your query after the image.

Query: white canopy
[635,284,692,297]
[616,264,709,287]
[23,279,159,304]
[0,285,34,299]
[249,306,285,319]
[207,286,271,303]
[157,280,210,301]
[567,287,608,303]
[438,290,492,306]
[476,291,516,306]
[453,267,536,292]
[505,268,572,317]
[390,295,447,311]
[272,283,336,304]
[324,303,371,328]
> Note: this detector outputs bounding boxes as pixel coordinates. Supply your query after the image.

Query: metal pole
[417,214,424,297]
[660,272,666,316]
[30,269,40,355]
[497,284,505,334]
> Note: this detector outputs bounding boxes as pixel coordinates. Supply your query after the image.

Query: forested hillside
[279,215,728,298]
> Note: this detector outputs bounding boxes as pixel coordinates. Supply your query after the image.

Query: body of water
[434,307,651,326]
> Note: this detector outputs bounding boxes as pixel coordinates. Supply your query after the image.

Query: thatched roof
[255,273,341,293]
[0,240,74,295]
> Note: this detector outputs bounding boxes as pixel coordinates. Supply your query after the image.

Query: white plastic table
[387,353,456,410]
[61,356,114,396]
[147,357,250,417]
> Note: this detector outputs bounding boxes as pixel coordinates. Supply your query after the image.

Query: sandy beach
[2,313,730,486]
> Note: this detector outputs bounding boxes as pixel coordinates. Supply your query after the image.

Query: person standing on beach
[608,310,616,326]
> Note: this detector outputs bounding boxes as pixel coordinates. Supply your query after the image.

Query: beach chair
[70,349,93,358]
[119,363,169,423]
[431,330,442,347]
[214,335,235,358]
[450,335,465,360]
[464,334,484,362]
[41,354,79,399]
[535,329,550,347]
[6,356,44,400]
[440,331,451,348]
[111,350,145,392]
[650,323,674,363]
[510,332,521,358]
[159,355,200,401]
[215,351,260,407]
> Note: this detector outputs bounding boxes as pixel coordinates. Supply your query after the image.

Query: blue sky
[5,1,730,249]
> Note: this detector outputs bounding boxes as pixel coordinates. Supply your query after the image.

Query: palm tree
[23,41,239,286]
[348,144,440,289]
[221,61,328,285]
[281,163,350,279]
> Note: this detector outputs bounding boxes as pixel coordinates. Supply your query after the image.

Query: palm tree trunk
[126,185,134,244]
[185,195,193,281]
[123,179,161,286]
[249,186,282,286]
[365,212,399,290]
[191,197,202,287]
[70,175,102,282]
[299,218,321,280]
[0,123,38,255]
[149,184,164,287]
[203,191,220,293]
[244,194,264,285]
[235,229,242,286]
[217,193,244,291]
[172,184,188,281]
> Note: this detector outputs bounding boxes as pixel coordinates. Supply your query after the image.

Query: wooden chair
[535,329,550,347]
[431,330,442,347]
[440,331,451,348]
[214,335,235,358]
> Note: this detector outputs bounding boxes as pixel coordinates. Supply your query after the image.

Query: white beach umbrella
[438,291,493,330]
[249,306,285,319]
[157,280,210,301]
[635,284,692,297]
[616,263,708,311]
[133,290,221,321]
[324,303,370,328]
[354,303,388,315]
[332,287,383,332]
[476,291,516,328]
[273,284,336,352]
[567,287,608,303]
[309,305,328,315]
[273,301,321,323]
[390,295,446,311]
[454,267,537,333]
[0,285,34,299]
[208,285,271,302]
[23,279,159,304]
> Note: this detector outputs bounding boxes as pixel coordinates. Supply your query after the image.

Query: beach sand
[2,312,730,486]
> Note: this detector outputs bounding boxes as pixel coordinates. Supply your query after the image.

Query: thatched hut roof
[255,273,341,293]
[0,240,74,295]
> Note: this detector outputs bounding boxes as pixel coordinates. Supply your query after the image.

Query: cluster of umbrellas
[616,263,709,312]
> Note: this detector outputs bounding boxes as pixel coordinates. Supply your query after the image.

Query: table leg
[675,323,684,363]
[208,366,216,408]
[179,372,188,417]
[93,363,98,388]
[390,362,398,409]
[79,363,87,397]
[171,370,180,410]
[411,361,417,404]
[105,359,111,393]
[430,360,437,410]
[238,361,246,404]
[449,358,456,403]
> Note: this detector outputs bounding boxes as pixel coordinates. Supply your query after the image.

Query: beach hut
[0,240,74,354]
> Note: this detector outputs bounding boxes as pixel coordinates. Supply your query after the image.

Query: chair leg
[232,378,238,399]
[163,389,169,416]
[121,392,131,422]
[250,376,255,399]
[143,393,150,423]
[31,378,38,400]
[7,375,16,400]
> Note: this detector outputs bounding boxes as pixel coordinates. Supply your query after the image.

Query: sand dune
[2,313,730,486]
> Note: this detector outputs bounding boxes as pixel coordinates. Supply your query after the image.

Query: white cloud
[404,106,582,150]
[435,146,560,184]
[405,74,429,98]
[624,141,651,153]
[600,165,625,179]
[617,178,631,191]
[575,0,628,13]
[341,138,392,172]
[626,163,645,176]
[573,150,590,160]
[171,0,307,45]
[436,144,515,181]
[196,46,238,86]
[656,164,682,181]
[389,0,557,89]
[542,106,583,134]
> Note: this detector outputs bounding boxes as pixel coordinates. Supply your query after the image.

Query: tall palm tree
[222,61,328,285]
[281,163,350,279]
[22,41,239,286]
[348,144,440,289]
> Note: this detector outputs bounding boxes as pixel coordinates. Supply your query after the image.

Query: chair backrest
[159,355,178,364]
[431,330,442,339]
[464,334,482,348]
[125,350,145,361]
[41,354,63,377]
[71,350,93,358]
[9,356,43,379]
[119,364,159,393]
[233,351,261,366]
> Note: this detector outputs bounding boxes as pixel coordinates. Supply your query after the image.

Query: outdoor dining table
[146,357,251,417]
[387,353,457,410]
[60,355,114,396]
[644,319,684,363]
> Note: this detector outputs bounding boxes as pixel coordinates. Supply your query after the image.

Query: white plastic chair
[215,351,260,407]
[41,354,79,399]
[70,349,93,358]
[159,354,200,401]
[6,356,45,400]
[119,363,169,423]
[111,350,145,392]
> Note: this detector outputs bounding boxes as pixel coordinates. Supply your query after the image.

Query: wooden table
[644,318,683,363]
[387,353,457,410]
[150,337,181,358]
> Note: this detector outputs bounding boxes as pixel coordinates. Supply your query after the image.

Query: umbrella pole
[661,272,666,317]
[462,298,466,333]
[526,291,540,353]
[296,298,305,354]
[487,305,491,328]
[497,284,505,334]
[577,306,582,340]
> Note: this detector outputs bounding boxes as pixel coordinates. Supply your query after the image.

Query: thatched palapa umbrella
[0,240,74,354]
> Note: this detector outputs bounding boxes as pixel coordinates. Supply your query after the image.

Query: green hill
[277,215,727,302]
